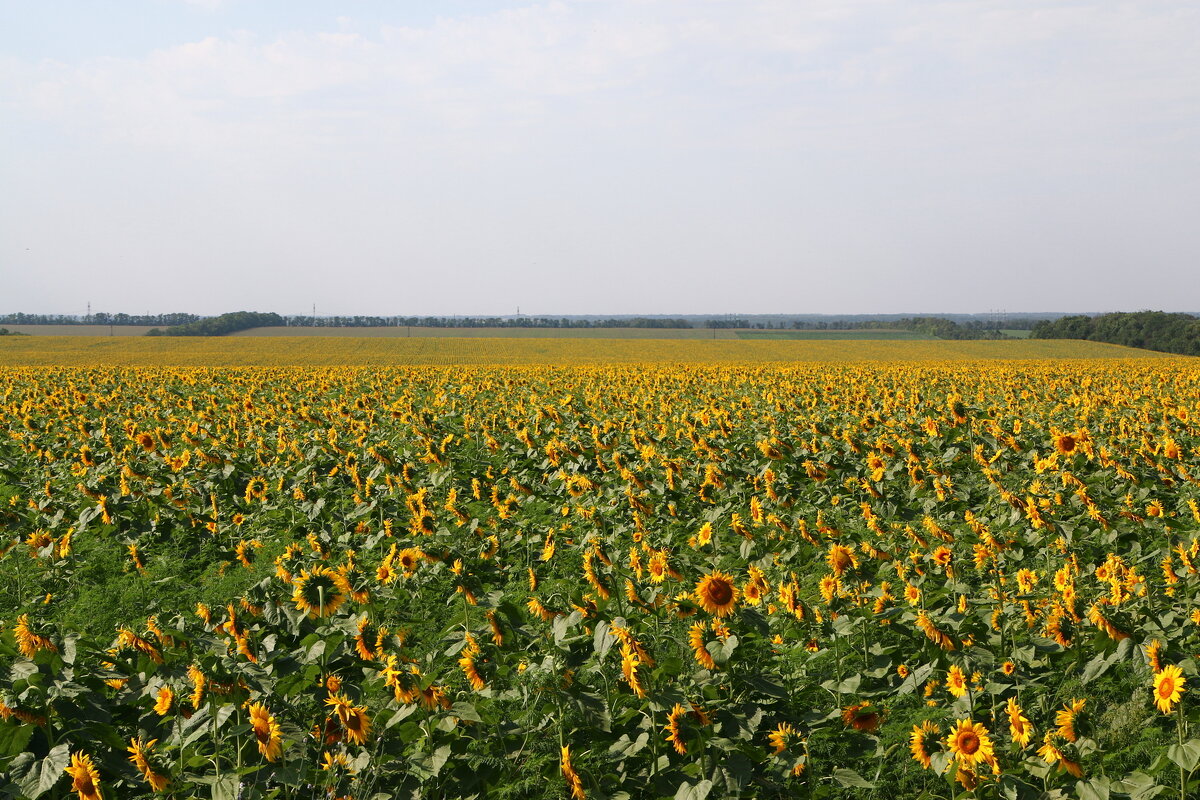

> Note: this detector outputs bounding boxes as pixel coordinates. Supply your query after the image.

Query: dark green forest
[1032,311,1200,356]
[147,311,285,336]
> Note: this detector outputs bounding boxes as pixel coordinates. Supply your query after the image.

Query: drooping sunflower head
[1054,698,1086,742]
[247,702,283,761]
[768,722,797,755]
[126,736,168,792]
[909,720,941,769]
[342,704,372,744]
[695,571,739,617]
[1005,698,1033,748]
[664,704,689,755]
[65,752,103,800]
[1145,639,1163,674]
[841,701,881,733]
[826,545,856,576]
[292,566,350,617]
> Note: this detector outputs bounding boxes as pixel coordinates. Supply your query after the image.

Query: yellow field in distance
[0,335,1180,366]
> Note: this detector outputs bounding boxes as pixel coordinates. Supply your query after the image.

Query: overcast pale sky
[2,1,1198,317]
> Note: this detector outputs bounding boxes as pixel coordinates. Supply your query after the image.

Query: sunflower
[841,702,881,733]
[1053,432,1078,456]
[153,686,173,716]
[325,693,372,745]
[621,646,647,698]
[1044,613,1073,647]
[188,664,206,709]
[945,665,967,698]
[664,704,688,754]
[689,622,716,670]
[695,571,739,617]
[1145,639,1163,673]
[769,722,796,755]
[1001,661,1016,677]
[945,719,995,769]
[1055,698,1085,742]
[126,737,168,792]
[14,614,56,659]
[320,751,351,772]
[909,720,940,768]
[1154,664,1186,714]
[64,752,103,800]
[418,683,450,710]
[560,745,586,800]
[818,575,839,604]
[647,552,669,583]
[1006,698,1033,747]
[1038,731,1083,777]
[397,547,425,575]
[826,544,856,576]
[355,618,378,661]
[458,634,486,692]
[527,596,556,621]
[247,702,282,761]
[743,580,763,605]
[292,566,351,617]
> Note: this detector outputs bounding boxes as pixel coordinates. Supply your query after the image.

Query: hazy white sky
[2,0,1198,317]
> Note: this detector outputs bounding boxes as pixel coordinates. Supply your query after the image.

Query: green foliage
[1032,311,1200,355]
[148,311,285,336]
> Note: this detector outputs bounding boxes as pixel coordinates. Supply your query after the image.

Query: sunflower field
[1,353,1199,799]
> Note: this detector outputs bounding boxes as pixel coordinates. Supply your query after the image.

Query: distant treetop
[1031,311,1200,356]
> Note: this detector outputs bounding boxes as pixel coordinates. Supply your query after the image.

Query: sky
[2,0,1198,317]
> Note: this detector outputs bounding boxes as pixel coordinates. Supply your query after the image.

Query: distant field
[736,329,928,340]
[1,325,1028,342]
[0,335,1175,367]
[1002,328,1032,338]
[0,324,156,336]
[236,326,740,339]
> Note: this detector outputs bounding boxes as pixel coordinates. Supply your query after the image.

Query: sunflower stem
[1179,699,1186,800]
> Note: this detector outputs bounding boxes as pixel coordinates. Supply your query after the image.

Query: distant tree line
[867,317,1010,339]
[790,317,1033,333]
[788,317,1008,339]
[0,312,200,326]
[281,316,694,329]
[0,328,26,336]
[1032,311,1200,355]
[148,312,285,337]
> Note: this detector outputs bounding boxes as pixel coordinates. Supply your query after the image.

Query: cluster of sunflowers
[0,354,1198,799]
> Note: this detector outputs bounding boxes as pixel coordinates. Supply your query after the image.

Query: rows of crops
[0,335,1163,367]
[1,356,1198,799]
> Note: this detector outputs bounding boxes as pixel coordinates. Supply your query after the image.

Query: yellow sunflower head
[695,571,739,617]
[945,718,995,769]
[1154,664,1186,714]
